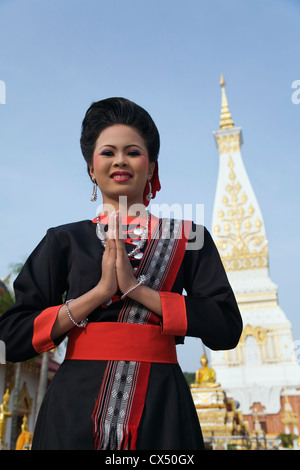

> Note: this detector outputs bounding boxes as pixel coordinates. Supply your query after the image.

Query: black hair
[80,97,160,178]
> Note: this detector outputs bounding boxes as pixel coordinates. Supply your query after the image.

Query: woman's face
[89,124,155,208]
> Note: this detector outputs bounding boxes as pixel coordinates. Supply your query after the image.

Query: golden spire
[219,74,234,129]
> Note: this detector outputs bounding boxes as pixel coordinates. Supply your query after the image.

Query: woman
[0,98,242,450]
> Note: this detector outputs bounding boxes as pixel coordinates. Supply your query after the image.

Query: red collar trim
[92,214,158,224]
[92,213,160,240]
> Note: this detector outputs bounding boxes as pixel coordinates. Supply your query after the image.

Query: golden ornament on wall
[214,156,268,271]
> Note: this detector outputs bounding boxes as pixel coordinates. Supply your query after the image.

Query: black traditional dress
[0,214,242,450]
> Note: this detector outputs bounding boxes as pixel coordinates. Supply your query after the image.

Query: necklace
[96,211,150,259]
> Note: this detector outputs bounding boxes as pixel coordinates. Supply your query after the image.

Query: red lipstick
[110,171,132,182]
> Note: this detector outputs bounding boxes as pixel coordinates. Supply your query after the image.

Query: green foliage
[183,372,195,386]
[277,433,296,448]
[0,262,24,316]
[10,262,24,275]
[0,289,15,315]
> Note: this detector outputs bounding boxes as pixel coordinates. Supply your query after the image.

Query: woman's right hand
[97,236,118,299]
[52,214,118,340]
[96,212,118,300]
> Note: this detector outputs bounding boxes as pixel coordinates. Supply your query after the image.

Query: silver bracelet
[65,299,88,328]
[121,275,147,300]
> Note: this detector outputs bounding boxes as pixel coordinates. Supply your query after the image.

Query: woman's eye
[128,150,141,156]
[100,150,114,156]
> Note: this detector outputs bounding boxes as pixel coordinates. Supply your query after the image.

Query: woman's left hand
[113,211,139,295]
[111,210,162,316]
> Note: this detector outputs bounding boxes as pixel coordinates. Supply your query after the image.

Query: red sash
[65,323,178,363]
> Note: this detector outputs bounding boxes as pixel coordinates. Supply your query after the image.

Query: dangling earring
[146,180,153,201]
[90,180,98,202]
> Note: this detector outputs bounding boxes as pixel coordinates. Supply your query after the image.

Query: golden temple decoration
[0,388,12,446]
[214,156,268,271]
[190,350,249,448]
[281,388,298,431]
[225,324,280,366]
[215,133,241,154]
[15,415,33,450]
[239,324,270,346]
[219,74,234,130]
[253,409,265,437]
[191,349,220,388]
[18,382,33,417]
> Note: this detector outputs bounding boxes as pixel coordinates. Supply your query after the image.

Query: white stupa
[210,75,300,431]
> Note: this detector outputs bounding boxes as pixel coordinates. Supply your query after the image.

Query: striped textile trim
[92,218,189,450]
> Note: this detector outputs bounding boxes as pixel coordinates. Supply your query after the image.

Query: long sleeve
[0,228,68,362]
[160,226,242,351]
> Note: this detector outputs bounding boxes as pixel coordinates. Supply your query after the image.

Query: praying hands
[51,211,162,341]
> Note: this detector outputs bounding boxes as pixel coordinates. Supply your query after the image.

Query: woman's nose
[113,153,128,166]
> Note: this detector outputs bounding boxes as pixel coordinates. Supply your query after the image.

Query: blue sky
[0,0,299,371]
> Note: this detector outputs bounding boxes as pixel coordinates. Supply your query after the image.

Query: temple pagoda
[210,75,300,436]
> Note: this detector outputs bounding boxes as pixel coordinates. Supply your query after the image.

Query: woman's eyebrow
[98,144,144,150]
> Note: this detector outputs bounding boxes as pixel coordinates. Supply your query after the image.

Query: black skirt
[32,360,204,450]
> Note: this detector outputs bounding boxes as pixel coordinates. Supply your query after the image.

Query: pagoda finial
[219,74,234,129]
